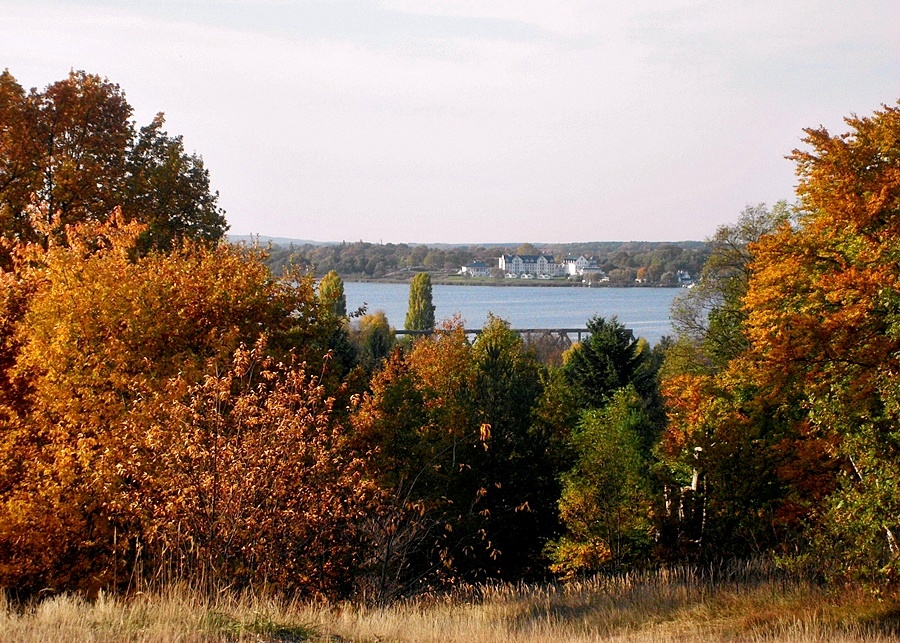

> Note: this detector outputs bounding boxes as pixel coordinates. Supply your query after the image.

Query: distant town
[462,253,694,286]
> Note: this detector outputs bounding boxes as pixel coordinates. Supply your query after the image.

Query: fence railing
[394,328,597,343]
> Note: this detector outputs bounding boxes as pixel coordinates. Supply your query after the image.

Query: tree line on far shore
[2,70,899,603]
[265,239,710,285]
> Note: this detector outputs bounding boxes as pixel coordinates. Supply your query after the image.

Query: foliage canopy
[4,80,900,601]
[0,69,226,266]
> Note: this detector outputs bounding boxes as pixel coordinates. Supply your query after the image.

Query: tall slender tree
[405,272,435,332]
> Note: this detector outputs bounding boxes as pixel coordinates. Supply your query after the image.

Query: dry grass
[0,586,313,642]
[2,565,898,642]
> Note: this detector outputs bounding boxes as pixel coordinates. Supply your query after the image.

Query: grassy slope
[2,569,898,642]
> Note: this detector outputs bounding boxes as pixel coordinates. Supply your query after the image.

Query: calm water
[344,282,680,345]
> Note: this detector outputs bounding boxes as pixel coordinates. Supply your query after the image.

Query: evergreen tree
[562,315,644,409]
[404,272,435,331]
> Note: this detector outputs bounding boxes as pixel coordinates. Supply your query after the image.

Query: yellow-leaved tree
[0,214,377,597]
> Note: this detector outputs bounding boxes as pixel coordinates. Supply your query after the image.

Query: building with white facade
[460,260,491,277]
[499,253,559,276]
[497,253,606,279]
[562,254,602,276]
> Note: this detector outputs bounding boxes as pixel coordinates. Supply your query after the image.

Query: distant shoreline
[345,276,686,288]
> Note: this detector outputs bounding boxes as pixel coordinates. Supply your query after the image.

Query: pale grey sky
[2,0,899,243]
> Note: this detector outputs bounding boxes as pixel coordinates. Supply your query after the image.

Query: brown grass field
[2,564,899,642]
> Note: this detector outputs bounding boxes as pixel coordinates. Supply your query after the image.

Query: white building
[561,254,602,276]
[498,253,560,277]
[460,260,491,277]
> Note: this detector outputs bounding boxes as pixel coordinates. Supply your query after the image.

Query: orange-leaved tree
[135,342,380,597]
[351,320,477,601]
[744,101,900,585]
[658,203,837,562]
[0,215,371,596]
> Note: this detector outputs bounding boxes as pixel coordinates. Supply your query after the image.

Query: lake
[343,282,681,345]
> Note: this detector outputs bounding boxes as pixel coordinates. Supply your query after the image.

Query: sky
[2,1,900,244]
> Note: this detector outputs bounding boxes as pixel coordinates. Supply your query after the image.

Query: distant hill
[227,234,332,247]
[228,235,706,250]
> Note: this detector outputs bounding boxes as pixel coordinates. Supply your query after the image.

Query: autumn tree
[0,216,361,596]
[0,72,32,251]
[2,70,133,250]
[140,343,379,597]
[353,316,563,595]
[0,69,225,264]
[658,204,831,562]
[404,272,435,331]
[742,101,900,585]
[352,321,477,600]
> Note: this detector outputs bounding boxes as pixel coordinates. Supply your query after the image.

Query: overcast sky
[2,1,899,243]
